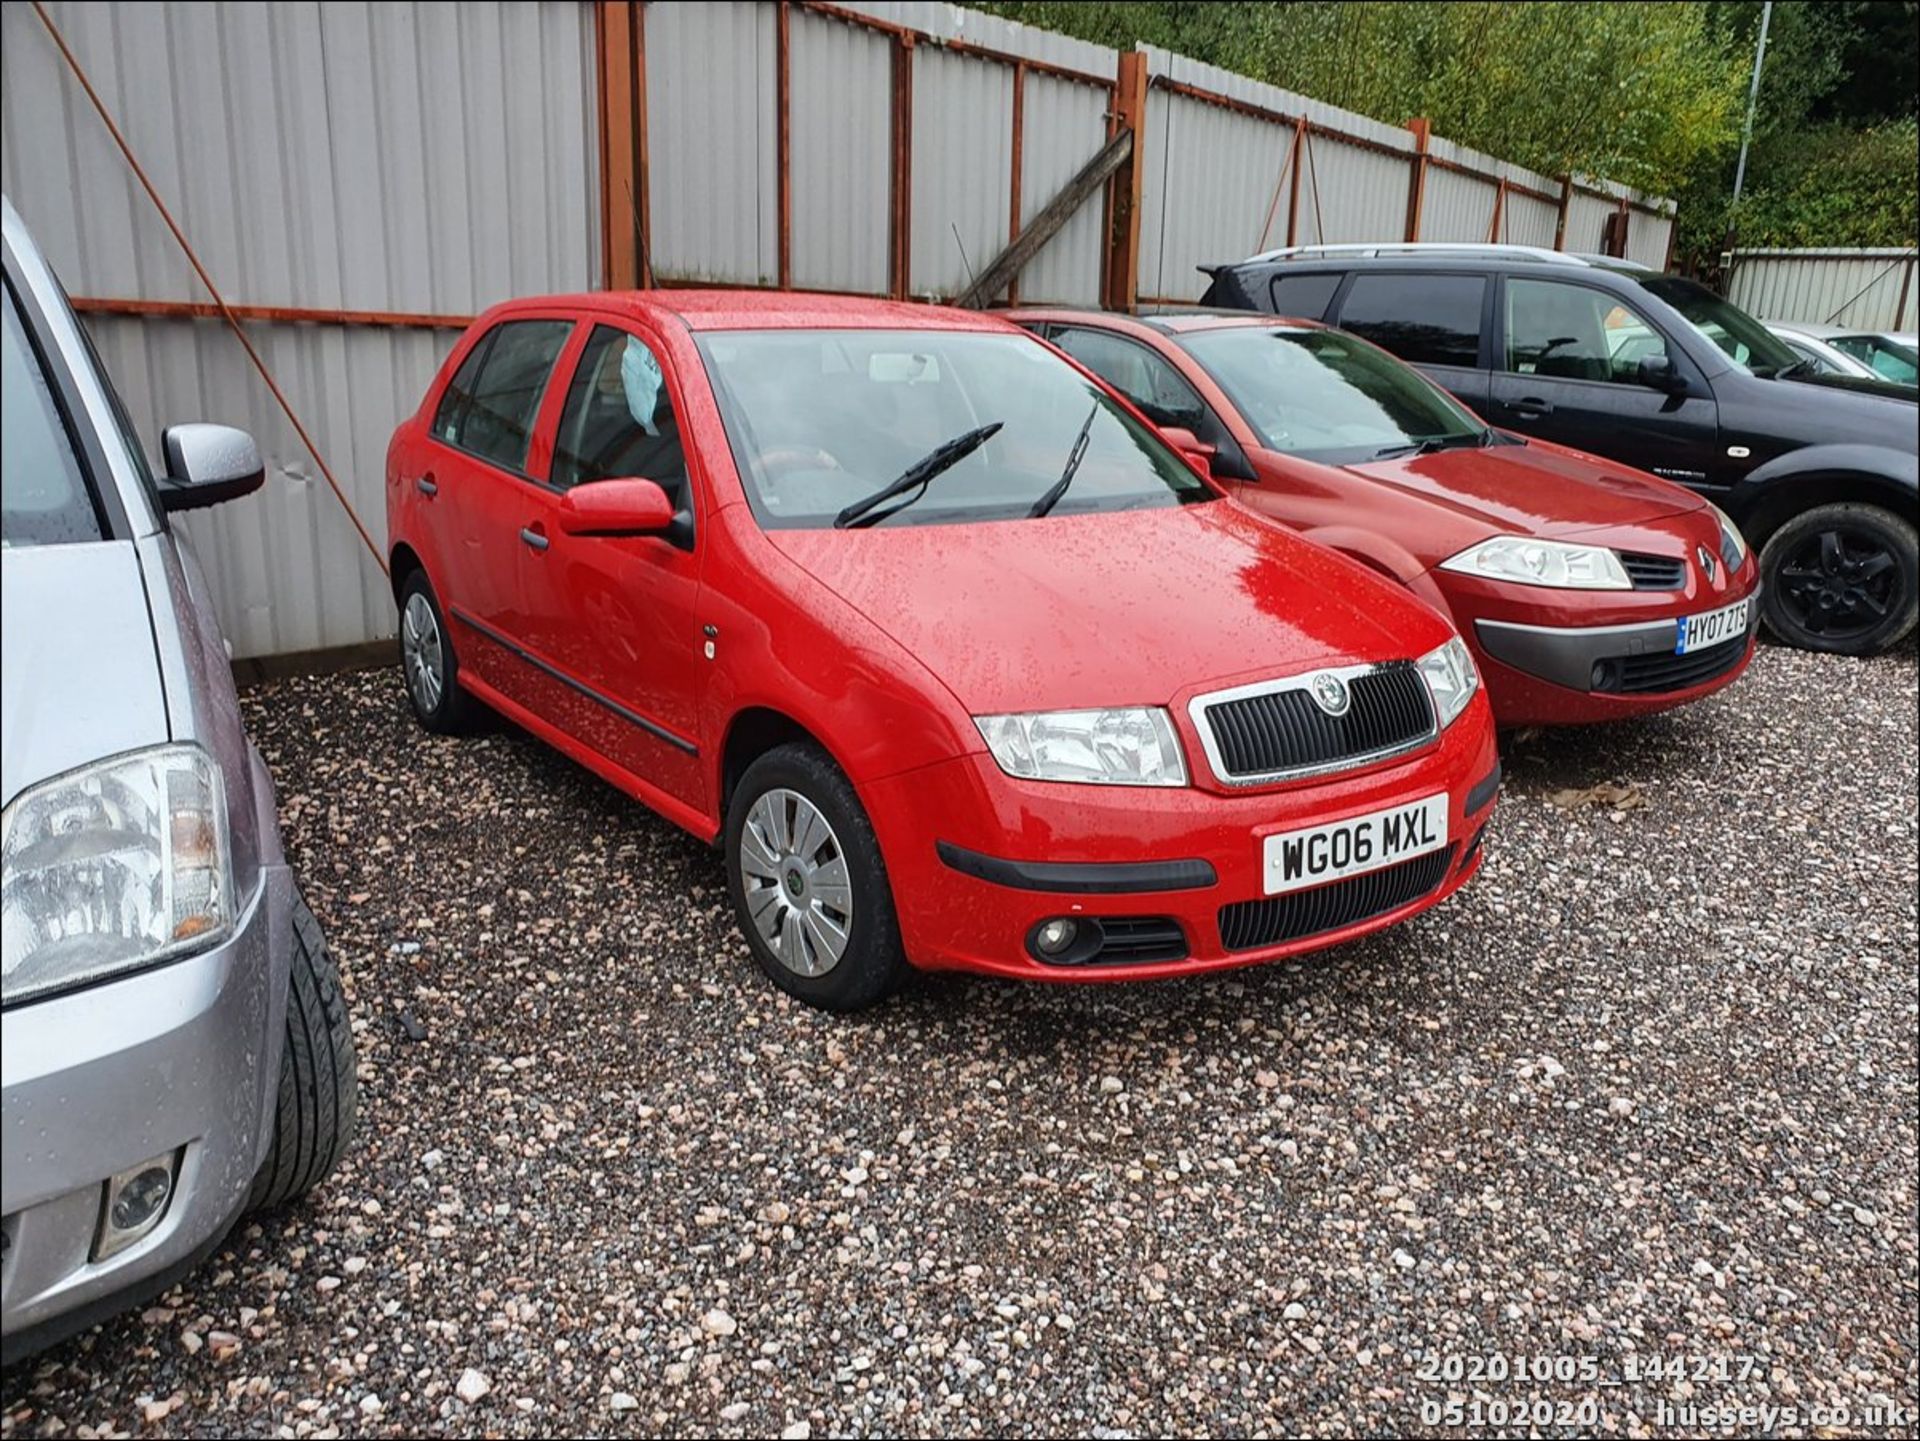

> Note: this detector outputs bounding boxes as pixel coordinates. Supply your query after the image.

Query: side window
[1504,279,1669,385]
[433,331,494,444]
[2,281,103,546]
[436,319,572,472]
[1337,273,1485,368]
[551,326,687,504]
[1050,326,1207,428]
[1268,271,1342,321]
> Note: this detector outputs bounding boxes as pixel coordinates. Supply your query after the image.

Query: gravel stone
[1,644,1913,1437]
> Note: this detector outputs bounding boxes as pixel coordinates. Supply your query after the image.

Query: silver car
[1,197,355,1361]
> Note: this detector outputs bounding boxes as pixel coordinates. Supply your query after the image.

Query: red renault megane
[386,293,1498,1010]
[1008,309,1760,727]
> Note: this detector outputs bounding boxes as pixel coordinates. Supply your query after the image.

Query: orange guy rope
[32,0,389,576]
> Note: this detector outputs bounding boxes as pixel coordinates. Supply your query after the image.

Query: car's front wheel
[1759,502,1919,655]
[247,892,358,1212]
[724,742,907,1012]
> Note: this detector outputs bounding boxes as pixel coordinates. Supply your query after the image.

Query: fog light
[94,1152,179,1261]
[1034,918,1078,956]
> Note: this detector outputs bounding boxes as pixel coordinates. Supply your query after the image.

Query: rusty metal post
[777,1,792,289]
[889,33,915,298]
[1006,59,1026,304]
[1404,117,1430,242]
[1488,177,1507,244]
[595,2,641,289]
[633,1,653,285]
[1553,176,1572,250]
[1104,51,1147,313]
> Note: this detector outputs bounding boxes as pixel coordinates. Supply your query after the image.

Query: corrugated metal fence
[2,0,1674,658]
[1725,249,1919,331]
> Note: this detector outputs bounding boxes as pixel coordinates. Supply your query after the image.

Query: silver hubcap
[401,592,445,713]
[739,788,853,977]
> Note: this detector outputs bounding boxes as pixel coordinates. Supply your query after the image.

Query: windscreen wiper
[833,421,1004,529]
[1372,431,1489,460]
[1028,402,1100,519]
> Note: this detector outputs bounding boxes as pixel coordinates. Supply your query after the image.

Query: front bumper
[863,697,1498,982]
[0,862,292,1360]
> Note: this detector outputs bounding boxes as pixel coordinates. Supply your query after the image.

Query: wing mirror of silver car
[158,423,266,511]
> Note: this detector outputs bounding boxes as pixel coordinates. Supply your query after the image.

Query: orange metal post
[596,2,641,289]
[1104,51,1148,312]
[1404,117,1430,242]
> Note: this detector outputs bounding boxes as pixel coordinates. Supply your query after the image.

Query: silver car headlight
[1708,501,1749,569]
[2,744,233,1005]
[1438,536,1632,590]
[975,708,1187,786]
[1418,637,1480,730]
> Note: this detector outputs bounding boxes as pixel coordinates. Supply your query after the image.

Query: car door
[421,315,576,705]
[1487,275,1721,488]
[1328,270,1492,410]
[515,320,707,812]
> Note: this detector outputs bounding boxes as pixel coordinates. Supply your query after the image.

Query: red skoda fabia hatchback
[386,293,1499,1010]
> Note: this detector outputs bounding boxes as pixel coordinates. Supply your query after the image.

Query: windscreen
[3,281,103,546]
[1636,276,1802,377]
[694,329,1212,529]
[1177,325,1486,465]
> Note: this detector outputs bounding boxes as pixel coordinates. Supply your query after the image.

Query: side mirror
[557,477,676,537]
[1158,425,1218,478]
[1637,353,1686,394]
[158,424,265,511]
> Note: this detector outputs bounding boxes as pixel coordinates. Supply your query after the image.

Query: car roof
[1215,243,1651,279]
[488,288,1021,334]
[1004,305,1328,336]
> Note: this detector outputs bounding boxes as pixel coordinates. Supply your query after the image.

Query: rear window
[1336,272,1486,369]
[433,319,573,473]
[2,281,103,547]
[1267,271,1341,321]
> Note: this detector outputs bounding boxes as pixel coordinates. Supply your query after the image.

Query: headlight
[1438,536,1631,590]
[1708,501,1748,570]
[975,708,1187,786]
[1418,637,1480,730]
[2,745,233,1005]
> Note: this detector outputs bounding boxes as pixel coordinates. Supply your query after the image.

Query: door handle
[1508,396,1554,418]
[519,526,549,552]
[415,473,438,496]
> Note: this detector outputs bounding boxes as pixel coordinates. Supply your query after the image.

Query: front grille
[1620,552,1685,590]
[1614,633,1749,693]
[1198,663,1434,782]
[1217,846,1456,952]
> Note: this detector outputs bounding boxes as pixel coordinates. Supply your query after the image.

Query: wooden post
[889,34,915,299]
[1553,176,1571,251]
[595,2,642,289]
[961,129,1133,309]
[776,1,792,288]
[1404,117,1430,243]
[1007,59,1026,304]
[1104,51,1147,313]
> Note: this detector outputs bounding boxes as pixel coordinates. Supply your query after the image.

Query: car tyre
[247,891,358,1212]
[398,568,474,731]
[1759,502,1919,655]
[724,742,907,1012]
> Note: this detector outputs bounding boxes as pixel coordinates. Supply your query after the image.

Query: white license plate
[1261,793,1449,896]
[1675,597,1751,654]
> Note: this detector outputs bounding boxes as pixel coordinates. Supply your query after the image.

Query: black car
[1200,244,1919,656]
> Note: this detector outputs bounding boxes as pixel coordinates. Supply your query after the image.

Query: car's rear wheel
[724,742,906,1012]
[398,569,473,731]
[1759,502,1919,655]
[247,892,358,1212]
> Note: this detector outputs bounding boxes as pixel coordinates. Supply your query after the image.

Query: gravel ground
[4,641,1915,1439]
